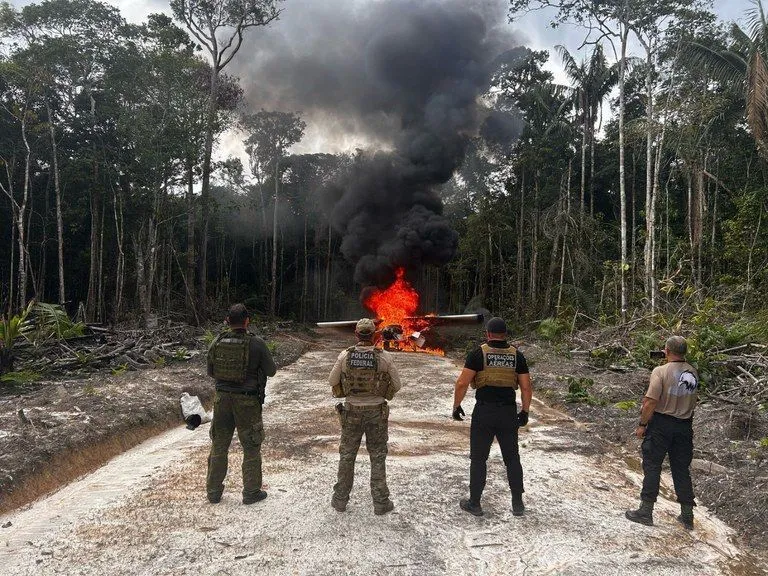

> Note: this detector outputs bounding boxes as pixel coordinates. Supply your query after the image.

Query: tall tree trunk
[324,223,332,317]
[590,113,596,220]
[113,183,126,321]
[686,170,695,282]
[86,167,102,321]
[545,173,565,310]
[270,159,279,316]
[185,160,197,323]
[618,24,630,321]
[17,110,31,311]
[97,194,105,322]
[198,68,220,316]
[695,166,704,289]
[631,151,637,300]
[710,158,719,279]
[580,103,587,219]
[743,201,763,312]
[517,170,525,307]
[648,121,667,315]
[557,160,573,313]
[530,174,540,309]
[36,175,48,301]
[46,99,65,306]
[642,43,656,310]
[665,172,671,280]
[8,200,15,316]
[134,231,147,324]
[302,214,309,321]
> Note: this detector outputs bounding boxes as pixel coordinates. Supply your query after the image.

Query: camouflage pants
[206,391,264,501]
[333,403,390,508]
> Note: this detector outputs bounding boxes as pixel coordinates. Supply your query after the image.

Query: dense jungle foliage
[0,0,767,353]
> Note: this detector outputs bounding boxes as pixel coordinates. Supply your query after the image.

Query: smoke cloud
[234,0,523,287]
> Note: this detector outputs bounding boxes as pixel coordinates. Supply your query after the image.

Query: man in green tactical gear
[329,318,402,515]
[206,303,277,505]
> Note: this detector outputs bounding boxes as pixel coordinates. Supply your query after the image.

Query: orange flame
[363,268,444,355]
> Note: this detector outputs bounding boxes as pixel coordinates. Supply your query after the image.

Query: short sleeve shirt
[465,340,529,403]
[646,361,698,420]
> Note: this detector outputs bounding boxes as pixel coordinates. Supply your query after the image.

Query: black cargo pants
[640,412,695,506]
[469,401,524,503]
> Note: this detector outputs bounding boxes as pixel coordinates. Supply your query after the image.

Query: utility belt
[335,401,388,426]
[475,399,516,407]
[344,401,387,412]
[219,389,261,397]
[652,411,693,424]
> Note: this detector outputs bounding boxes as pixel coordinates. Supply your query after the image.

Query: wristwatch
[638,421,647,427]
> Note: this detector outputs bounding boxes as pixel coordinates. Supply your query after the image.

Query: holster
[335,402,345,427]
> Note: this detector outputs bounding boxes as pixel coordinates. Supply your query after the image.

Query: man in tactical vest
[206,303,277,505]
[452,317,533,517]
[329,318,402,515]
[626,335,699,529]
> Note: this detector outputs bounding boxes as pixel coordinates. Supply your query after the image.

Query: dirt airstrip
[1,346,766,576]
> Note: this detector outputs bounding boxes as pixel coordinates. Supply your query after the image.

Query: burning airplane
[317,268,483,354]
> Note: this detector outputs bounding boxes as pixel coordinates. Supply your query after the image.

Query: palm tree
[687,0,768,159]
[556,44,619,218]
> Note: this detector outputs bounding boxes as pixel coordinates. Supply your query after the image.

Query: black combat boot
[512,492,525,517]
[459,498,484,517]
[625,500,654,526]
[677,504,694,530]
[243,490,268,505]
[374,500,395,515]
[208,493,222,504]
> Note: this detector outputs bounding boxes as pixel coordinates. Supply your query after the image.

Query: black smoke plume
[234,0,522,287]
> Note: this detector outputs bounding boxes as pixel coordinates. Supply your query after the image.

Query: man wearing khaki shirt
[626,335,699,530]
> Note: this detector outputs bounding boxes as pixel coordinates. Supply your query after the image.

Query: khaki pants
[206,391,264,501]
[333,404,390,509]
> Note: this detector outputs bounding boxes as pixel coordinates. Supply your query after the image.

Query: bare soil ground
[0,327,310,515]
[0,338,766,575]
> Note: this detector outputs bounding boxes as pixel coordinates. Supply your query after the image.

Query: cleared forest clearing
[0,349,765,576]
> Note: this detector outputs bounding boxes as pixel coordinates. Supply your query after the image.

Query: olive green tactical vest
[209,330,251,383]
[472,343,519,389]
[341,346,391,397]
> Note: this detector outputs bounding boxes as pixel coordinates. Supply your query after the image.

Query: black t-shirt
[464,340,529,403]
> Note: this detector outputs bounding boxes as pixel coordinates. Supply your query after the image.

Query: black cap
[486,317,507,334]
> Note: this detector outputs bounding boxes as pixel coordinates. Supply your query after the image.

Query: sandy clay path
[1,349,766,576]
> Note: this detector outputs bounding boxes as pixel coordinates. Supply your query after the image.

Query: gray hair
[665,335,688,356]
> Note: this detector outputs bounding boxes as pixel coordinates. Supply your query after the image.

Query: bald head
[665,336,687,359]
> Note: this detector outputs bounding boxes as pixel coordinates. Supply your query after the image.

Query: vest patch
[486,353,516,368]
[348,350,376,369]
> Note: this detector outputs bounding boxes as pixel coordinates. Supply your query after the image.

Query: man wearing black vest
[452,317,533,517]
[206,303,277,505]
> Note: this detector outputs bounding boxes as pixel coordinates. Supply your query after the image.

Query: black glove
[185,414,202,431]
[517,410,529,427]
[452,405,465,421]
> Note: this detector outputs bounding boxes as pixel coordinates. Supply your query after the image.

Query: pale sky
[7,0,757,163]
